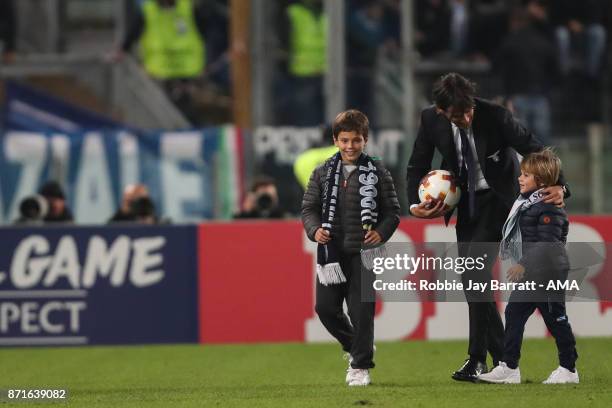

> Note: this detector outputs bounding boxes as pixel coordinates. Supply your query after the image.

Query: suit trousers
[315,252,376,369]
[456,189,509,364]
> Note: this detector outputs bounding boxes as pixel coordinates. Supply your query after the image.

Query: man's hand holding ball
[410,199,448,219]
[412,170,461,219]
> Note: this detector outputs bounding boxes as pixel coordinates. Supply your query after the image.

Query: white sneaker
[347,368,371,386]
[477,362,521,384]
[344,345,376,384]
[543,366,579,384]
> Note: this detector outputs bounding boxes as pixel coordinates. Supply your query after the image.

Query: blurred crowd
[273,0,610,129]
[416,0,609,76]
[2,0,609,129]
[1,0,611,222]
[0,0,16,63]
[419,0,609,140]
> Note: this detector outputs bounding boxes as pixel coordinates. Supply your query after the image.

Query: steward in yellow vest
[277,1,327,126]
[286,2,327,77]
[121,0,206,80]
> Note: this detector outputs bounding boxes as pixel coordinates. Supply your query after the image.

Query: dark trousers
[315,252,375,369]
[504,294,578,370]
[288,76,324,126]
[456,190,508,364]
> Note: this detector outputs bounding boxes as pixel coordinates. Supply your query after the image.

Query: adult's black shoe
[451,359,488,382]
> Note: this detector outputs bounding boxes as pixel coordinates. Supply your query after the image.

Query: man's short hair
[432,73,477,113]
[521,148,561,187]
[332,109,369,140]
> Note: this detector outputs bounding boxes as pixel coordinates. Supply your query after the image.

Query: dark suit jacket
[406,98,569,224]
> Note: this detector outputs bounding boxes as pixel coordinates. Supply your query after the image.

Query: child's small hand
[507,264,525,283]
[364,230,382,245]
[315,228,331,244]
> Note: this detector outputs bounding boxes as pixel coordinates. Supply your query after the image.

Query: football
[418,170,461,210]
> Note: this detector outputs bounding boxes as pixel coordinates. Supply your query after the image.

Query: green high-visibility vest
[140,0,205,79]
[287,4,327,77]
[294,145,338,190]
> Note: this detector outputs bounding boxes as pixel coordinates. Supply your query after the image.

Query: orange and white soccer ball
[418,170,461,210]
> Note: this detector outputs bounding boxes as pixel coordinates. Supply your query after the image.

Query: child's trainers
[344,346,376,384]
[347,368,371,386]
[477,362,521,384]
[543,366,579,384]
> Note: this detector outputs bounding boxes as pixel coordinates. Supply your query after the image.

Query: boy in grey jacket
[301,110,400,386]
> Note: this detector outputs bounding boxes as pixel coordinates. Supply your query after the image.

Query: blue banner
[0,127,242,224]
[2,80,123,132]
[0,225,198,346]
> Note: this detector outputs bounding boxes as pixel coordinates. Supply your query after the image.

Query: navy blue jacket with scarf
[518,194,570,283]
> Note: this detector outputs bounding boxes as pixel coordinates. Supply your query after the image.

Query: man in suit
[406,73,569,382]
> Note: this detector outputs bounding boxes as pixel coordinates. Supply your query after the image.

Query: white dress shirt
[451,123,490,191]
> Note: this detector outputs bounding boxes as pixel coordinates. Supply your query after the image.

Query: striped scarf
[317,152,381,285]
[500,188,545,263]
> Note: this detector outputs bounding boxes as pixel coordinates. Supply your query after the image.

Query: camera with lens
[16,195,49,224]
[254,192,275,213]
[129,196,158,223]
[234,177,285,219]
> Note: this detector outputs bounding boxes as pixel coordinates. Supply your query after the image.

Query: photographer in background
[40,181,73,223]
[109,184,159,224]
[130,196,159,224]
[16,181,74,224]
[234,177,286,219]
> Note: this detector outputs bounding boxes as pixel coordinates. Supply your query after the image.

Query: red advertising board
[198,222,313,343]
[198,217,612,344]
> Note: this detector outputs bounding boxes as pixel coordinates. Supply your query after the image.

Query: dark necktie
[459,128,476,219]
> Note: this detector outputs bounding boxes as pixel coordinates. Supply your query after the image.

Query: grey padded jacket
[301,159,401,254]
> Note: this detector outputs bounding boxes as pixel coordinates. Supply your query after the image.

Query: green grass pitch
[1,338,611,407]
